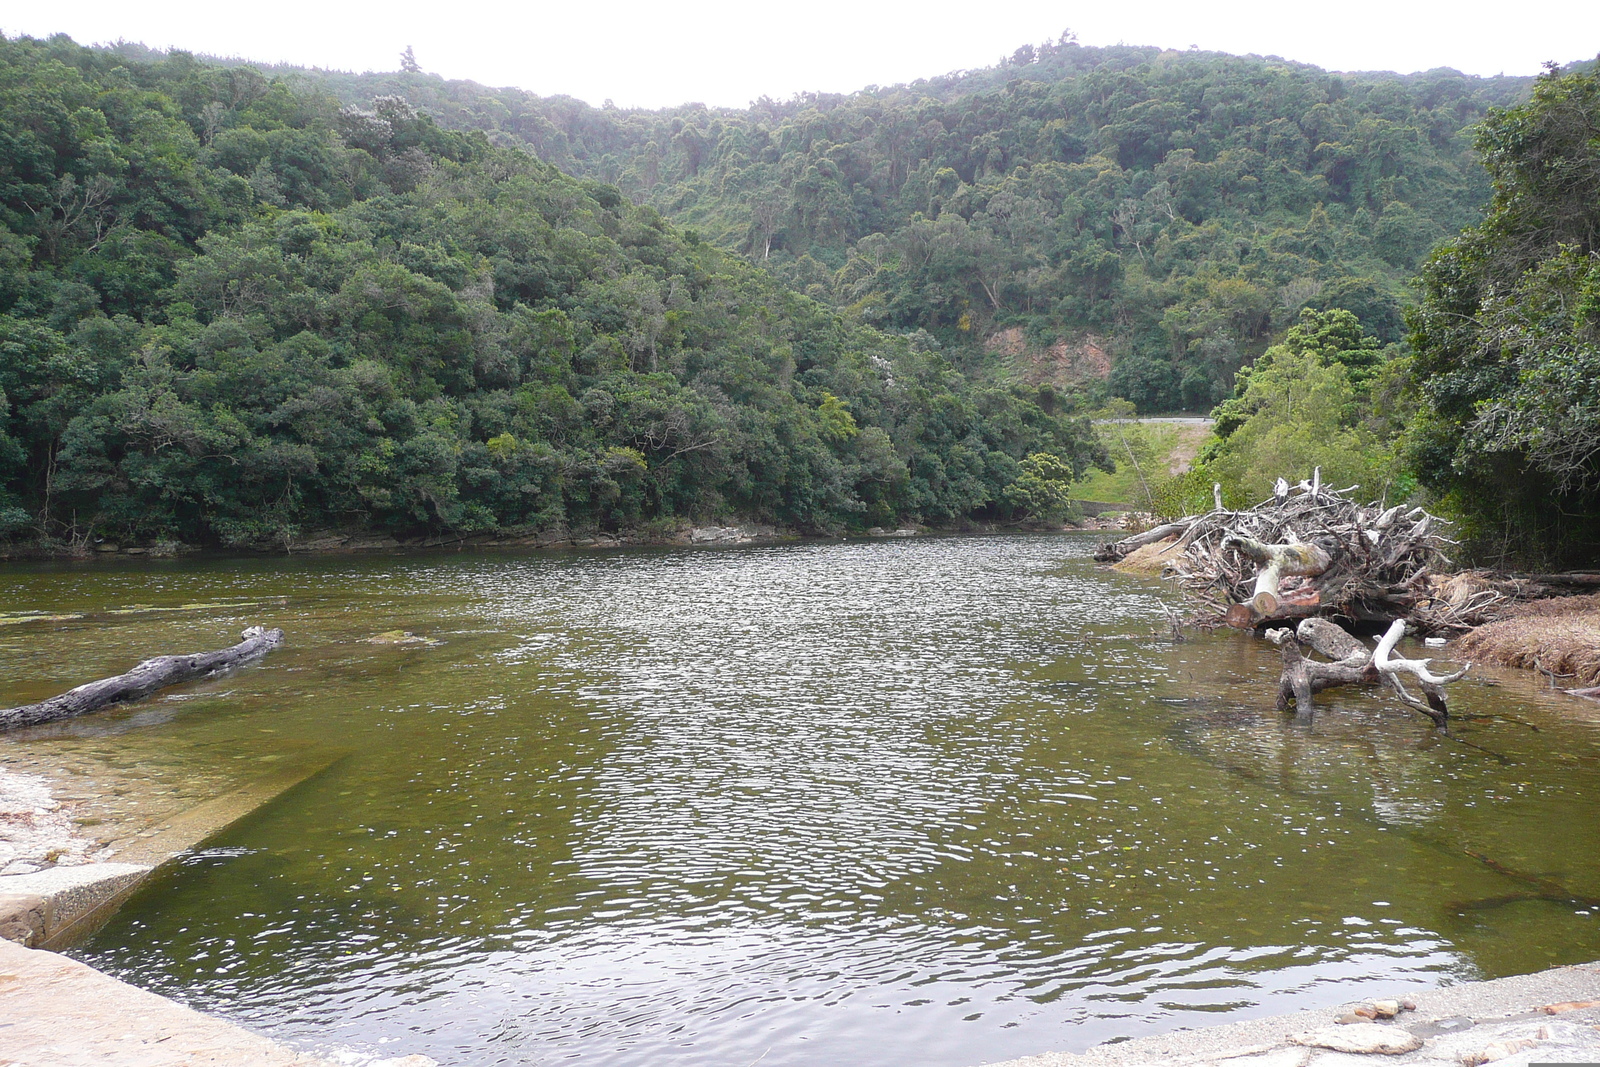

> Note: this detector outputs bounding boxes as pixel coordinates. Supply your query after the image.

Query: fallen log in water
[0,627,284,731]
[1267,617,1466,728]
[1273,630,1377,717]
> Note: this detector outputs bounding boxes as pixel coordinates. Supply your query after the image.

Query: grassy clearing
[1075,421,1214,507]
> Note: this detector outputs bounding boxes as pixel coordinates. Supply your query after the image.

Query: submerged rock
[364,631,441,646]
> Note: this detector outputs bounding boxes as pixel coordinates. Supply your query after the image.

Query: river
[3,533,1598,1066]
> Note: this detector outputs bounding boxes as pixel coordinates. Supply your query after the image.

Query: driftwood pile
[1093,474,1484,724]
[1094,473,1482,633]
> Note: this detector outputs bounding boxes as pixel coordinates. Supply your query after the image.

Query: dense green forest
[0,34,1103,549]
[196,36,1534,411]
[5,31,1598,562]
[1407,61,1600,562]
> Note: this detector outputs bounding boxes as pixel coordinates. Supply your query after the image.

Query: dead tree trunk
[0,627,284,731]
[1093,522,1191,562]
[1275,632,1376,716]
[1269,618,1465,728]
[1223,533,1332,619]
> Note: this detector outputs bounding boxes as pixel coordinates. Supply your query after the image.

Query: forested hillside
[0,34,1101,549]
[212,36,1534,411]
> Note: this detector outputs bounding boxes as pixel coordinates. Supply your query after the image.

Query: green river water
[2,533,1598,1066]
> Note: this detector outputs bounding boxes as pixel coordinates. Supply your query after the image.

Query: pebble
[1341,998,1411,1023]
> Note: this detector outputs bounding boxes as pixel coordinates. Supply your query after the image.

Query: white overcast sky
[4,1,1598,109]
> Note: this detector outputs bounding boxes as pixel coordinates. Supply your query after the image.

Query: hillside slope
[187,37,1537,410]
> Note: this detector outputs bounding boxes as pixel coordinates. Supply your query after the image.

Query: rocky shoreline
[0,520,863,561]
[0,523,789,561]
[985,963,1600,1067]
[0,513,1144,563]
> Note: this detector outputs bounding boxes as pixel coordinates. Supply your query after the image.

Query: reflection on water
[1,534,1597,1066]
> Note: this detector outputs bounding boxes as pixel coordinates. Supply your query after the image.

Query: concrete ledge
[0,862,150,949]
[0,753,341,950]
[0,936,353,1066]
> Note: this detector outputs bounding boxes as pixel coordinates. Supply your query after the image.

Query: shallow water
[3,534,1598,1066]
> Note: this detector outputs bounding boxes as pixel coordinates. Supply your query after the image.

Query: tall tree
[1408,60,1600,564]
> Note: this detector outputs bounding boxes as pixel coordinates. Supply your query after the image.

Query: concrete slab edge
[0,751,343,949]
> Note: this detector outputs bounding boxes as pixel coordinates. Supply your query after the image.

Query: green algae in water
[1,537,1595,1067]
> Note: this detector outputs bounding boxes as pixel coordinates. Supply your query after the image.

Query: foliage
[1147,466,1228,521]
[1001,451,1075,522]
[221,38,1534,411]
[0,34,1105,545]
[1083,411,1163,510]
[1204,350,1392,499]
[1190,307,1406,505]
[1209,308,1390,438]
[1408,61,1600,564]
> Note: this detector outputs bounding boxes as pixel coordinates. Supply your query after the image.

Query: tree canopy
[0,33,1102,548]
[1408,61,1600,563]
[242,37,1533,412]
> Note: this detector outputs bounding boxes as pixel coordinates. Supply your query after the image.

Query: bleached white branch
[1372,619,1470,685]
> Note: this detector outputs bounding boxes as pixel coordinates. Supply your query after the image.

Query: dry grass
[1456,593,1600,686]
[1112,537,1184,576]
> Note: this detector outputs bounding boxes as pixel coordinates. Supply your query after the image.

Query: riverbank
[0,521,797,561]
[985,960,1600,1067]
[1458,592,1600,691]
[0,515,1136,563]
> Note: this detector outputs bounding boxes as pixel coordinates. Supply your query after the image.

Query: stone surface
[0,936,334,1066]
[978,962,1600,1067]
[0,767,110,875]
[1213,1049,1310,1067]
[0,891,44,944]
[1289,1024,1423,1055]
[363,631,440,646]
[0,863,150,947]
[688,523,780,545]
